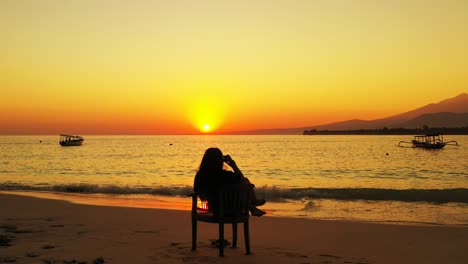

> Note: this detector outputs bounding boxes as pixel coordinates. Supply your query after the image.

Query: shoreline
[2,190,467,227]
[1,192,467,264]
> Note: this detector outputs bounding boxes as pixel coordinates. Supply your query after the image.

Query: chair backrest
[216,184,252,218]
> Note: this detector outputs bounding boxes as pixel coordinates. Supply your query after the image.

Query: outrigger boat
[59,134,84,146]
[398,134,459,149]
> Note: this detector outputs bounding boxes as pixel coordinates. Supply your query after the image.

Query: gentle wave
[1,183,467,204]
[255,186,468,204]
[0,183,193,196]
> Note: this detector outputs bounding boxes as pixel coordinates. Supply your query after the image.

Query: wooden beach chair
[188,184,253,256]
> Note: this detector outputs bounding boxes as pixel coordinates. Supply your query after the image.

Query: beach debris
[26,252,40,258]
[319,254,341,259]
[4,226,34,234]
[0,224,17,231]
[42,244,55,249]
[49,224,65,228]
[63,260,88,264]
[63,259,81,264]
[343,261,369,264]
[0,235,14,247]
[8,229,34,234]
[209,239,230,248]
[42,259,57,264]
[277,251,308,259]
[0,256,18,263]
[92,257,104,264]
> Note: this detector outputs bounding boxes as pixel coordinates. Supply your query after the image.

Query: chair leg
[244,221,251,255]
[219,223,224,256]
[191,218,197,251]
[232,223,238,248]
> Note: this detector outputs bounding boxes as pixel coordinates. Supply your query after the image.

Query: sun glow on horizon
[188,98,226,134]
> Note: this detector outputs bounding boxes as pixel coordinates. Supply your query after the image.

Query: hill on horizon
[226,93,468,135]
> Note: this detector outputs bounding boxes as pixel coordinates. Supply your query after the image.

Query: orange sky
[1,0,467,134]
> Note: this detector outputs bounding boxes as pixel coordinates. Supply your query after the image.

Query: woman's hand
[224,155,237,168]
[224,154,244,178]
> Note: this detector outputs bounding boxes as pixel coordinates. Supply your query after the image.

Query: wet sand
[1,192,467,264]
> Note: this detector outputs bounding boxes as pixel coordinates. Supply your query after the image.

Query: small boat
[59,134,84,146]
[398,134,459,149]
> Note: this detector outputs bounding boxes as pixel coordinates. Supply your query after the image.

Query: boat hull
[412,141,445,149]
[59,140,84,146]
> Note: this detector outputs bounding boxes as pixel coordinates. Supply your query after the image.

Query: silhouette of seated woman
[194,147,266,216]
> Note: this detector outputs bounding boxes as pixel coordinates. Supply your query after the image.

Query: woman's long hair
[198,147,223,175]
[194,148,224,191]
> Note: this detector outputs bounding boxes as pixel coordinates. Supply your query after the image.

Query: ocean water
[1,135,467,225]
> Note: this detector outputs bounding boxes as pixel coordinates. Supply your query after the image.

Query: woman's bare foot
[250,207,266,217]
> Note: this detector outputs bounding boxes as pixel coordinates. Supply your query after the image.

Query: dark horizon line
[304,126,468,135]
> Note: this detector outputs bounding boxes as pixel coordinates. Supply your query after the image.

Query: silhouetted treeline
[303,127,468,135]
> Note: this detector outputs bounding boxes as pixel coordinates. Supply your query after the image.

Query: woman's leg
[240,177,265,205]
[241,177,266,216]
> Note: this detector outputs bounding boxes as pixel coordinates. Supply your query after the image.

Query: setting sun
[202,124,211,133]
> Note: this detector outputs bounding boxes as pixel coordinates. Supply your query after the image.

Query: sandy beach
[1,192,467,264]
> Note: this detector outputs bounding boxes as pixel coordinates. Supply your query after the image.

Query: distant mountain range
[226,93,468,135]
